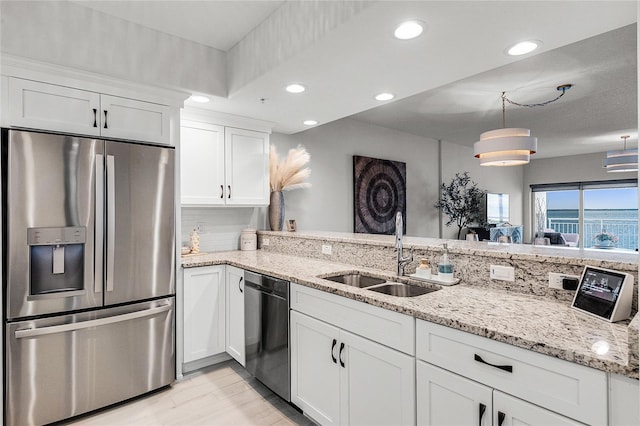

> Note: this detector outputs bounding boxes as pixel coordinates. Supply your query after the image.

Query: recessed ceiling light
[394,20,424,40]
[303,120,318,126]
[190,95,210,103]
[507,40,540,56]
[286,83,306,93]
[375,93,395,101]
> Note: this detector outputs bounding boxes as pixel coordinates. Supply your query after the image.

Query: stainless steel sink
[366,283,439,297]
[324,273,386,288]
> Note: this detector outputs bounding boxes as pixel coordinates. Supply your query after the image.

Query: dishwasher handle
[15,304,172,339]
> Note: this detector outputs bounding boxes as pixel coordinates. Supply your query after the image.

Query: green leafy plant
[434,172,487,240]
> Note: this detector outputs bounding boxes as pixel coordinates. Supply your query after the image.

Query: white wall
[0,1,227,96]
[522,151,637,241]
[270,118,441,237]
[440,141,525,239]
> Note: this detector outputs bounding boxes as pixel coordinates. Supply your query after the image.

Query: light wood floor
[65,361,316,426]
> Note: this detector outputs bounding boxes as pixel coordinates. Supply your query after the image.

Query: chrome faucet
[395,211,413,276]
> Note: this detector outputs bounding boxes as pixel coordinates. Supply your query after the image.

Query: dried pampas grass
[270,145,311,192]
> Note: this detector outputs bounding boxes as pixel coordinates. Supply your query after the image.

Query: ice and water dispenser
[27,227,86,296]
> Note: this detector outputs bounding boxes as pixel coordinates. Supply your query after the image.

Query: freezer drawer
[5,297,175,426]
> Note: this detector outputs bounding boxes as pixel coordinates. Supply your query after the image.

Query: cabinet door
[8,77,101,136]
[340,329,415,426]
[180,121,225,205]
[417,361,492,426]
[100,94,172,144]
[224,127,269,206]
[493,391,583,426]
[225,266,245,366]
[291,311,341,426]
[183,266,226,363]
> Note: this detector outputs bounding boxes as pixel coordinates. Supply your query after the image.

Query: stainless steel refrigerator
[2,129,176,426]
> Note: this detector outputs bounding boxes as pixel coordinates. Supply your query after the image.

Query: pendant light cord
[502,84,572,109]
[500,84,572,129]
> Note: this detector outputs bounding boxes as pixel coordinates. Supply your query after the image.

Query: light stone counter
[182,250,639,379]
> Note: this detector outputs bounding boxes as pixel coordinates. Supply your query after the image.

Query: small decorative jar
[240,228,257,251]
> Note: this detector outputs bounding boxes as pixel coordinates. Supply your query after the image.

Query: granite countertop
[182,250,639,379]
[258,230,638,270]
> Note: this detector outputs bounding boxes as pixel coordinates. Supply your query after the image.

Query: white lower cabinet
[493,391,582,426]
[225,265,245,366]
[417,361,581,426]
[417,361,492,426]
[291,310,415,426]
[183,266,226,363]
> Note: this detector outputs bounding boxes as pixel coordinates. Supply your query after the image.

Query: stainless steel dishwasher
[244,271,290,401]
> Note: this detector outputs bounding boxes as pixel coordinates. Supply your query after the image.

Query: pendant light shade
[603,135,638,172]
[474,85,571,166]
[474,128,537,166]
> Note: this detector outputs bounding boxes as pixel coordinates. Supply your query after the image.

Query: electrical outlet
[196,222,206,233]
[262,238,270,246]
[322,244,332,255]
[490,265,515,281]
[548,272,580,290]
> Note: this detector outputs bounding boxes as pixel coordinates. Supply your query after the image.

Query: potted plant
[434,172,487,240]
[593,230,618,248]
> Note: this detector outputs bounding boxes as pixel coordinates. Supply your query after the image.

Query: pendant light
[474,85,572,166]
[603,135,638,173]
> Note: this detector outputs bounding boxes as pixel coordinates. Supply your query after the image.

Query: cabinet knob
[220,185,224,199]
[498,411,506,426]
[331,339,337,364]
[103,110,108,129]
[238,276,243,293]
[339,342,345,368]
[228,185,231,199]
[92,108,98,128]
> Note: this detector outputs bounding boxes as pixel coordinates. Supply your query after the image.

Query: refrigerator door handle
[106,154,116,292]
[14,303,172,339]
[95,154,104,293]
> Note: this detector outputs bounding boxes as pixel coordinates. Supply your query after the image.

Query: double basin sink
[322,273,439,297]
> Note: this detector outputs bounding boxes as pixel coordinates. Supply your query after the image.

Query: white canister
[240,228,257,251]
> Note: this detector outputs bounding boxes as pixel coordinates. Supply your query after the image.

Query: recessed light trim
[507,40,540,56]
[190,95,210,103]
[303,120,318,126]
[375,93,395,101]
[286,83,306,94]
[394,20,424,40]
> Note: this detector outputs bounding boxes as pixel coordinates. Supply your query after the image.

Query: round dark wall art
[353,155,406,234]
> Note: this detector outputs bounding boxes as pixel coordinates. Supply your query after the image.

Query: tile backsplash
[181,207,265,252]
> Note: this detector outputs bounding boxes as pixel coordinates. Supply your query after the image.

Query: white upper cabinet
[8,78,101,137]
[100,94,171,144]
[8,77,174,145]
[180,120,226,205]
[180,115,270,206]
[224,127,270,206]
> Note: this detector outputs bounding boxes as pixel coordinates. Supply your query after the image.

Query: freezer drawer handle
[474,354,513,373]
[14,304,172,339]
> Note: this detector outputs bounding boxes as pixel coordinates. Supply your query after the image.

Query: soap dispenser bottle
[438,243,454,282]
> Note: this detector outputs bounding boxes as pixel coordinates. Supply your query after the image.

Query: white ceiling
[75,1,638,159]
[71,0,284,51]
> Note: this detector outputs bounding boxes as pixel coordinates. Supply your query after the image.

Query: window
[531,180,638,250]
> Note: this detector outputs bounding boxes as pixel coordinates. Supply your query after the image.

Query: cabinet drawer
[290,282,414,355]
[416,320,606,425]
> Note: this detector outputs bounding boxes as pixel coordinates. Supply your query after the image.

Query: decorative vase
[269,191,285,231]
